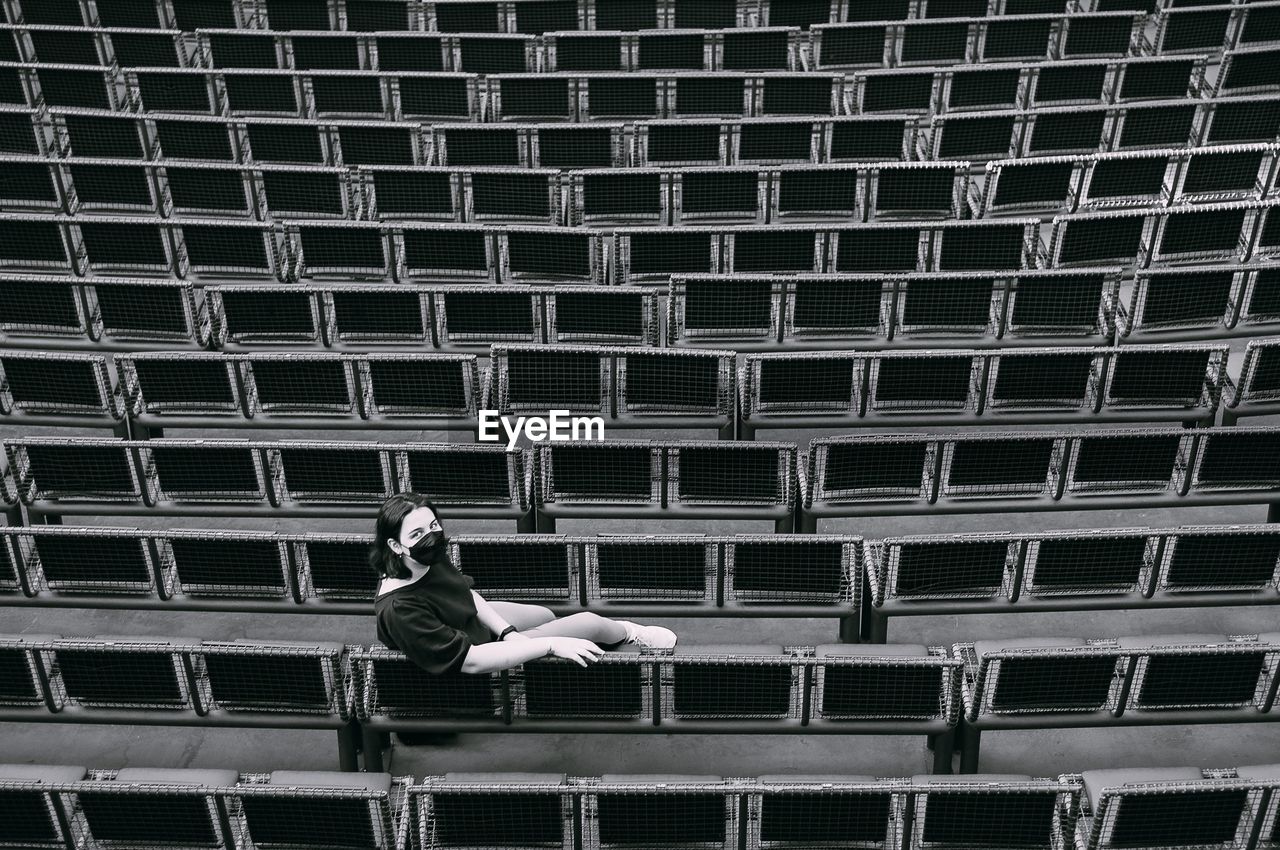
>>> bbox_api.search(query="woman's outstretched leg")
[522,612,676,648]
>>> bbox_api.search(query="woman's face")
[390,505,442,558]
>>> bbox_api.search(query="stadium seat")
[1225,336,1280,423]
[234,770,404,850]
[749,774,899,848]
[534,438,798,532]
[0,763,87,849]
[487,343,735,437]
[957,634,1280,773]
[72,767,239,850]
[906,774,1080,850]
[581,775,739,850]
[5,437,535,527]
[408,773,573,850]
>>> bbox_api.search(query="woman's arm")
[470,589,516,638]
[460,636,602,675]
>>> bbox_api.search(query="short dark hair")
[369,493,443,580]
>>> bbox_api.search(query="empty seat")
[0,352,118,420]
[723,535,856,603]
[979,156,1081,216]
[142,439,266,503]
[751,775,895,849]
[208,285,324,347]
[120,353,241,417]
[453,536,575,600]
[198,640,347,714]
[832,225,925,274]
[1192,428,1280,492]
[0,763,87,849]
[584,776,735,850]
[245,355,358,416]
[814,644,956,721]
[7,438,141,503]
[520,649,648,720]
[411,774,572,850]
[502,228,599,281]
[668,276,782,347]
[873,535,1018,601]
[0,634,57,707]
[586,536,713,601]
[50,637,195,710]
[291,222,390,280]
[963,637,1118,715]
[271,441,390,503]
[1050,211,1153,266]
[1150,203,1254,265]
[1118,634,1270,712]
[399,224,494,281]
[74,767,238,850]
[1025,532,1152,595]
[22,527,157,594]
[162,530,289,598]
[293,535,379,600]
[908,775,1075,850]
[433,285,540,349]
[547,286,659,347]
[666,646,798,720]
[617,228,717,283]
[1122,266,1242,338]
[235,771,400,850]
[1157,526,1280,592]
[1103,343,1225,411]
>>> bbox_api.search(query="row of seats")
[2,632,1277,773]
[4,145,1274,226]
[3,266,1276,353]
[4,7,1274,76]
[4,426,1279,531]
[2,340,1272,433]
[0,0,1220,35]
[12,95,1276,169]
[4,54,1263,122]
[14,763,1273,850]
[2,204,1277,283]
[1,523,1274,623]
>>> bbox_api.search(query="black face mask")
[405,530,447,564]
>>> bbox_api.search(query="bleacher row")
[2,630,1278,773]
[2,146,1279,225]
[5,762,1278,850]
[2,524,1277,643]
[5,339,1280,434]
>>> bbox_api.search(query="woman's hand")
[545,637,605,667]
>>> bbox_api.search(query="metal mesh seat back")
[835,227,921,273]
[435,2,501,33]
[1,356,103,410]
[829,118,909,161]
[893,540,1009,598]
[55,646,185,706]
[425,788,566,846]
[262,171,345,216]
[168,537,286,595]
[79,222,168,269]
[672,660,793,717]
[23,444,137,500]
[366,359,469,414]
[1247,268,1280,320]
[1030,536,1148,591]
[1088,157,1166,202]
[405,449,514,503]
[1116,104,1197,150]
[674,77,745,115]
[0,163,58,205]
[1138,271,1234,327]
[938,224,1027,272]
[151,445,261,499]
[873,355,972,407]
[507,230,591,278]
[628,231,714,277]
[252,360,352,412]
[791,279,882,333]
[165,167,247,214]
[985,18,1054,60]
[682,280,772,334]
[203,651,333,711]
[820,661,941,718]
[939,116,1019,161]
[676,445,781,503]
[132,359,236,410]
[596,792,727,847]
[622,353,722,412]
[522,660,645,717]
[154,121,233,161]
[0,646,41,704]
[919,790,1059,848]
[736,229,820,273]
[499,78,571,119]
[582,172,663,218]
[759,789,892,844]
[1159,208,1248,257]
[537,126,614,167]
[588,78,659,118]
[877,167,955,215]
[1246,346,1280,396]
[223,74,300,115]
[94,284,190,340]
[241,793,384,850]
[863,74,933,112]
[455,540,570,597]
[822,441,928,497]
[0,783,67,846]
[440,291,535,340]
[1164,532,1280,589]
[332,290,424,341]
[993,162,1075,208]
[756,356,855,409]
[991,353,1093,405]
[820,26,887,67]
[181,223,270,272]
[0,280,81,336]
[593,540,707,597]
[368,658,495,716]
[1183,150,1266,195]
[33,534,152,589]
[724,30,789,70]
[1008,275,1105,332]
[1026,111,1107,155]
[545,444,652,501]
[945,438,1055,494]
[1071,435,1181,489]
[899,278,993,331]
[277,447,385,501]
[1223,50,1280,92]
[298,227,384,272]
[301,540,377,599]
[1133,651,1265,708]
[683,171,757,215]
[471,172,550,219]
[505,350,602,409]
[989,654,1116,712]
[779,169,858,215]
[555,35,624,72]
[1105,790,1251,848]
[0,113,41,156]
[1196,432,1280,488]
[442,128,520,166]
[402,229,488,274]
[220,291,317,341]
[76,791,222,847]
[1108,351,1210,404]
[247,125,325,164]
[740,121,814,162]
[553,291,646,341]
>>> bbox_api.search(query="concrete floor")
[1,340,1278,780]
